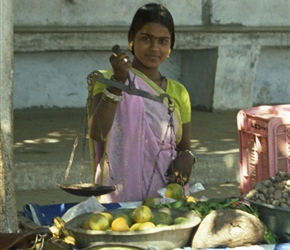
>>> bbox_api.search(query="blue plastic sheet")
[23,202,121,226]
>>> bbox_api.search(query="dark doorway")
[180,49,218,112]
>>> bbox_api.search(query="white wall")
[212,0,290,26]
[14,0,289,27]
[14,0,202,26]
[254,48,290,105]
[13,0,290,110]
[13,51,181,108]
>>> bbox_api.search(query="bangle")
[180,149,197,164]
[103,89,123,103]
[102,94,119,104]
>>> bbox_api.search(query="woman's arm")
[167,122,196,185]
[88,90,120,142]
[88,48,132,141]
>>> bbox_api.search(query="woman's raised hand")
[110,44,132,84]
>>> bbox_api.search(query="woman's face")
[132,22,171,70]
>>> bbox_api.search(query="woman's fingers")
[110,51,130,64]
[167,171,188,186]
[109,50,131,83]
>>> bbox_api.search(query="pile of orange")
[80,205,188,232]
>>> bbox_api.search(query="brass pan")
[58,183,116,197]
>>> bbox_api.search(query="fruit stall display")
[63,206,201,249]
[45,179,290,249]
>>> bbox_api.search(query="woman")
[88,3,195,203]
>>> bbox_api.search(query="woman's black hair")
[128,3,175,55]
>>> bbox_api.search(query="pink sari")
[93,68,182,203]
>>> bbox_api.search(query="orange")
[111,217,130,232]
[133,205,152,223]
[143,197,156,207]
[130,222,142,231]
[114,213,133,227]
[165,183,184,200]
[138,222,156,230]
[151,211,173,225]
[88,213,110,230]
[174,216,189,225]
[101,212,114,225]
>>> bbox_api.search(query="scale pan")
[58,183,116,197]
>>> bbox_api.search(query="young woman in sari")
[88,3,196,203]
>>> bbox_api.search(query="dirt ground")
[13,108,241,211]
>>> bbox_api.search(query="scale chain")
[145,100,177,199]
[105,152,118,190]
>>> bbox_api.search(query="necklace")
[152,72,166,87]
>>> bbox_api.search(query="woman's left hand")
[166,151,196,186]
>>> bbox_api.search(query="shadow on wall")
[253,48,290,106]
[181,49,218,112]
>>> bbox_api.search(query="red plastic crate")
[237,104,290,196]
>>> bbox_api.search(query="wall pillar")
[213,44,261,110]
[0,0,18,232]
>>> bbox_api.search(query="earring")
[129,41,134,51]
[167,49,171,58]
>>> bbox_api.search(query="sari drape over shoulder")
[89,68,183,203]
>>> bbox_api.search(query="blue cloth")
[23,202,78,226]
[23,202,121,226]
[274,243,290,250]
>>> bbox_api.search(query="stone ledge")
[14,25,290,33]
[14,25,290,52]
[13,153,240,191]
[190,154,240,185]
[13,162,92,191]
